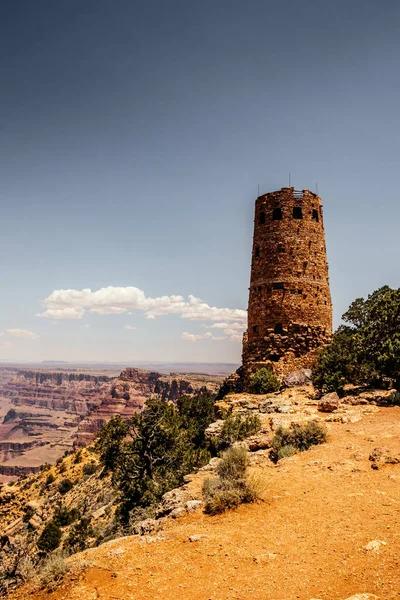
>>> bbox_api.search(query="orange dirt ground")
[11,406,400,600]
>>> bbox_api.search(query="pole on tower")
[289,172,291,187]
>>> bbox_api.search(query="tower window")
[293,206,303,219]
[274,323,283,334]
[255,246,260,257]
[259,211,266,224]
[273,282,284,290]
[312,209,319,222]
[252,325,259,334]
[257,285,262,292]
[269,353,280,362]
[298,289,303,294]
[272,207,283,220]
[278,243,285,253]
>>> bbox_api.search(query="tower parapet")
[242,187,332,380]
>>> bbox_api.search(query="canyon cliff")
[0,367,223,481]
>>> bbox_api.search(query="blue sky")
[0,0,399,362]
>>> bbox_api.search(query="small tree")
[37,522,62,553]
[97,396,214,521]
[249,368,280,394]
[64,517,93,553]
[313,286,400,393]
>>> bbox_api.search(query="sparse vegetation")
[203,446,257,515]
[249,368,280,394]
[37,522,62,553]
[45,473,55,487]
[97,393,216,521]
[53,503,80,527]
[64,517,93,553]
[82,460,98,477]
[38,551,70,590]
[58,478,74,495]
[313,286,400,393]
[215,412,261,450]
[271,420,327,461]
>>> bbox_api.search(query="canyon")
[0,366,224,482]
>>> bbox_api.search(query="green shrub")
[40,463,51,472]
[388,391,400,406]
[276,444,297,460]
[313,286,400,393]
[82,461,98,477]
[216,413,261,450]
[45,473,55,487]
[53,504,80,527]
[58,479,74,495]
[272,420,327,460]
[73,451,82,464]
[23,506,34,523]
[64,517,93,553]
[249,369,280,394]
[37,521,62,553]
[203,446,257,515]
[97,394,216,522]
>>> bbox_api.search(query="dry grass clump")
[272,420,327,461]
[203,446,258,515]
[39,551,70,590]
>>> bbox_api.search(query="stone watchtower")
[242,187,332,381]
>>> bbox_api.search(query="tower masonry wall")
[242,187,332,381]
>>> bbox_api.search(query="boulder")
[170,507,187,519]
[132,518,161,536]
[159,487,188,514]
[185,500,203,513]
[28,515,42,530]
[369,447,399,466]
[318,391,340,412]
[283,369,312,387]
[259,399,293,414]
[204,420,224,441]
[247,433,273,452]
[25,500,41,512]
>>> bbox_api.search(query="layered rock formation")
[74,368,222,446]
[0,367,223,479]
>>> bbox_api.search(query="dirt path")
[12,407,400,600]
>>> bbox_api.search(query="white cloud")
[124,325,137,331]
[181,331,227,343]
[0,332,3,337]
[37,286,247,326]
[7,328,40,340]
[202,321,246,342]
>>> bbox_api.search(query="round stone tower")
[242,187,332,381]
